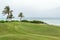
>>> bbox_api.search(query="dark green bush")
[11,20,19,22]
[0,20,5,23]
[21,20,29,22]
[21,20,46,24]
[0,20,19,23]
[5,20,9,22]
[30,20,46,24]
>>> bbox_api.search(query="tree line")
[1,6,47,24]
[2,6,24,21]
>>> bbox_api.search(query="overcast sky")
[0,0,60,18]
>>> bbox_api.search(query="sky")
[0,0,60,19]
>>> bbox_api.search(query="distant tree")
[18,12,24,21]
[2,6,10,15]
[2,6,14,21]
[7,10,14,21]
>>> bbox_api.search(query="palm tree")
[18,12,24,21]
[7,10,14,21]
[2,6,14,21]
[2,6,10,15]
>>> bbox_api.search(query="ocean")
[41,19,60,26]
[23,18,60,26]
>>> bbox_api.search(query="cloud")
[0,0,60,18]
[0,0,59,10]
[7,0,59,9]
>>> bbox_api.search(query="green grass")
[0,22,60,40]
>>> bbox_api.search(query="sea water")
[23,18,60,26]
[41,19,60,26]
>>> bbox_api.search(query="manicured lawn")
[0,22,60,40]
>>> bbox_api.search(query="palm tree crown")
[2,6,14,20]
[18,12,24,21]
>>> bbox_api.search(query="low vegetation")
[0,20,46,24]
[21,20,47,24]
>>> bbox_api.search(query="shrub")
[5,20,9,22]
[11,20,19,22]
[21,20,29,22]
[0,20,5,23]
[30,20,46,24]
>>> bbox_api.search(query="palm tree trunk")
[20,18,21,22]
[7,13,9,22]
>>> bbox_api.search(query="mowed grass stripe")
[0,22,60,40]
[0,34,59,40]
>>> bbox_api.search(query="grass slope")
[0,22,60,40]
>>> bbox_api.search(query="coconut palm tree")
[18,12,24,21]
[7,10,14,21]
[2,6,14,21]
[2,6,10,15]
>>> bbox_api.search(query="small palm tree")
[18,12,24,21]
